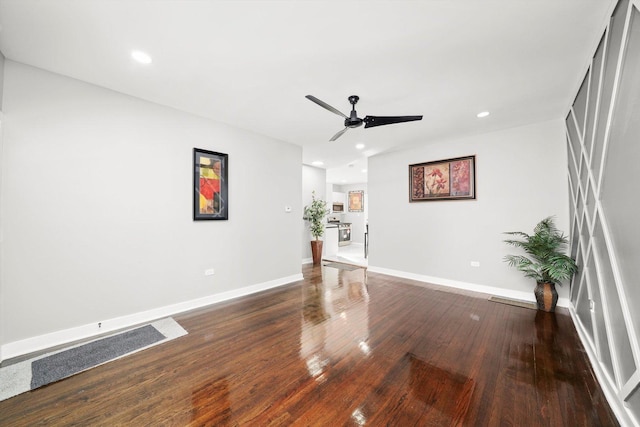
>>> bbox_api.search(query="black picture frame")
[409,155,476,202]
[193,148,228,220]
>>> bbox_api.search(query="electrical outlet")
[205,268,215,276]
[470,261,480,267]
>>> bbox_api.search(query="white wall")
[0,50,5,108]
[0,61,302,354]
[301,165,326,262]
[0,49,4,360]
[368,119,570,301]
[0,51,6,361]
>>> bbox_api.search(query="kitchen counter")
[324,226,339,257]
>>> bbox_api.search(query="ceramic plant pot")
[534,281,558,312]
[310,240,323,265]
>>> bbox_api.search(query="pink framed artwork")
[409,155,475,201]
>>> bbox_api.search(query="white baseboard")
[1,273,303,362]
[366,265,570,308]
[569,307,637,427]
[302,257,313,265]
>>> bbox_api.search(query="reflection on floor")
[323,262,361,271]
[0,264,619,425]
[323,242,367,268]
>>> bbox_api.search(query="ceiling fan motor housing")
[345,117,363,128]
[346,95,363,127]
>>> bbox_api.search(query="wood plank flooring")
[0,264,618,426]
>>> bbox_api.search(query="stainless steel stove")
[338,223,351,246]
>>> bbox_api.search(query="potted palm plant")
[303,191,329,265]
[503,216,578,312]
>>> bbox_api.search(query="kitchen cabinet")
[332,192,346,205]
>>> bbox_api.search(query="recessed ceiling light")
[131,50,152,64]
[355,143,365,150]
[311,161,324,166]
[361,169,367,173]
[341,180,347,183]
[477,111,490,118]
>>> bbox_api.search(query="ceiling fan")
[306,94,422,141]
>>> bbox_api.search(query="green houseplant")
[303,191,329,265]
[503,216,578,312]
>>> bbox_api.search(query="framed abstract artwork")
[193,148,228,220]
[348,190,364,212]
[409,155,475,202]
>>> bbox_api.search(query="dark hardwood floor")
[0,264,618,426]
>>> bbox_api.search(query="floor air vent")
[488,296,537,310]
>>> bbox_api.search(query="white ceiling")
[0,0,614,184]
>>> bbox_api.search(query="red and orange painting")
[198,157,221,214]
[194,148,228,220]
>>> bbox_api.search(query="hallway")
[323,242,368,268]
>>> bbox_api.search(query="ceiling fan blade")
[306,95,348,119]
[363,115,423,128]
[330,127,349,141]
